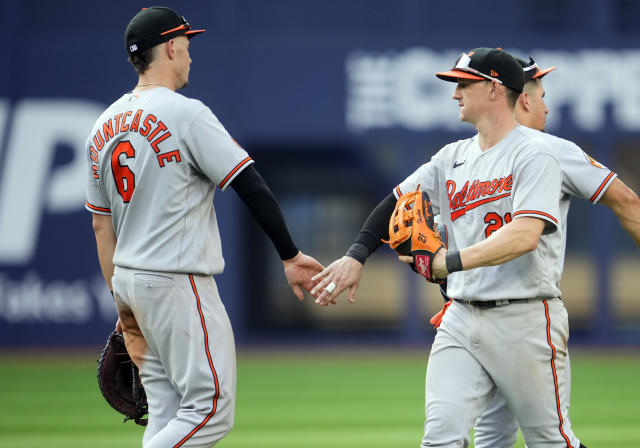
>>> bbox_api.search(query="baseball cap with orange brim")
[518,56,557,82]
[436,47,525,93]
[125,6,206,56]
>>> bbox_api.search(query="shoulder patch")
[582,151,605,169]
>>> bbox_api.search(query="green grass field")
[0,348,637,447]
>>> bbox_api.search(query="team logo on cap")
[490,70,499,77]
[129,44,138,52]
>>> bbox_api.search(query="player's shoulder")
[511,125,557,158]
[156,89,208,113]
[521,129,586,164]
[438,134,478,158]
[537,131,579,156]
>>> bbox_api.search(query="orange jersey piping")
[173,275,221,447]
[219,157,252,189]
[543,300,575,448]
[85,201,111,213]
[589,172,615,203]
[513,210,558,224]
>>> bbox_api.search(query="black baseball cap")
[436,47,525,93]
[125,6,205,56]
[518,57,556,82]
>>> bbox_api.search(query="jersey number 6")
[484,212,512,238]
[111,141,136,203]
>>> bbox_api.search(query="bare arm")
[428,217,546,277]
[598,178,640,247]
[460,217,545,268]
[92,213,117,292]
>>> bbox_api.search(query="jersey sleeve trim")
[85,201,111,214]
[513,209,558,224]
[589,171,617,204]
[394,186,402,198]
[219,157,254,190]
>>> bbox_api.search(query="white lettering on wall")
[0,272,116,323]
[0,99,103,264]
[346,48,640,133]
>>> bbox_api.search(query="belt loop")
[496,299,510,307]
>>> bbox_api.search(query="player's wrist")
[345,242,369,265]
[281,250,302,264]
[445,250,463,273]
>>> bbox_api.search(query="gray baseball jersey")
[396,125,562,301]
[85,87,253,275]
[551,133,617,273]
[472,134,616,448]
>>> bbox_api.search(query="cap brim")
[436,70,485,82]
[185,29,206,38]
[532,66,556,79]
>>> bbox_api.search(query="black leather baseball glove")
[97,331,148,426]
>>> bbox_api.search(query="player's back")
[86,87,226,275]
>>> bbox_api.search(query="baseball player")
[86,7,323,447]
[471,57,640,448]
[312,48,583,447]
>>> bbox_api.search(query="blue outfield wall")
[1,0,640,346]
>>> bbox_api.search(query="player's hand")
[311,256,363,306]
[398,249,449,280]
[282,251,325,301]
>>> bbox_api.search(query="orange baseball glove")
[383,189,444,282]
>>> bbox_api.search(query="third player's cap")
[517,56,557,82]
[436,47,525,93]
[125,6,206,56]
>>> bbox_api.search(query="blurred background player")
[471,57,640,448]
[86,7,323,447]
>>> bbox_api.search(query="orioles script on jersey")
[89,109,182,179]
[447,175,513,221]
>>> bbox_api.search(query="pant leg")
[112,278,182,443]
[474,309,576,448]
[475,298,580,448]
[422,300,496,448]
[114,268,236,448]
[140,354,182,445]
[473,390,519,448]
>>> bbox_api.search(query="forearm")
[92,214,117,291]
[345,193,396,264]
[618,218,640,247]
[231,165,298,260]
[459,217,545,270]
[600,178,640,247]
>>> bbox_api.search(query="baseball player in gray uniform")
[86,7,323,447]
[312,48,583,447]
[471,57,640,448]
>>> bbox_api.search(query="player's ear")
[488,80,500,99]
[519,91,531,113]
[164,39,176,60]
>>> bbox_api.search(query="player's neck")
[475,113,518,151]
[133,69,176,92]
